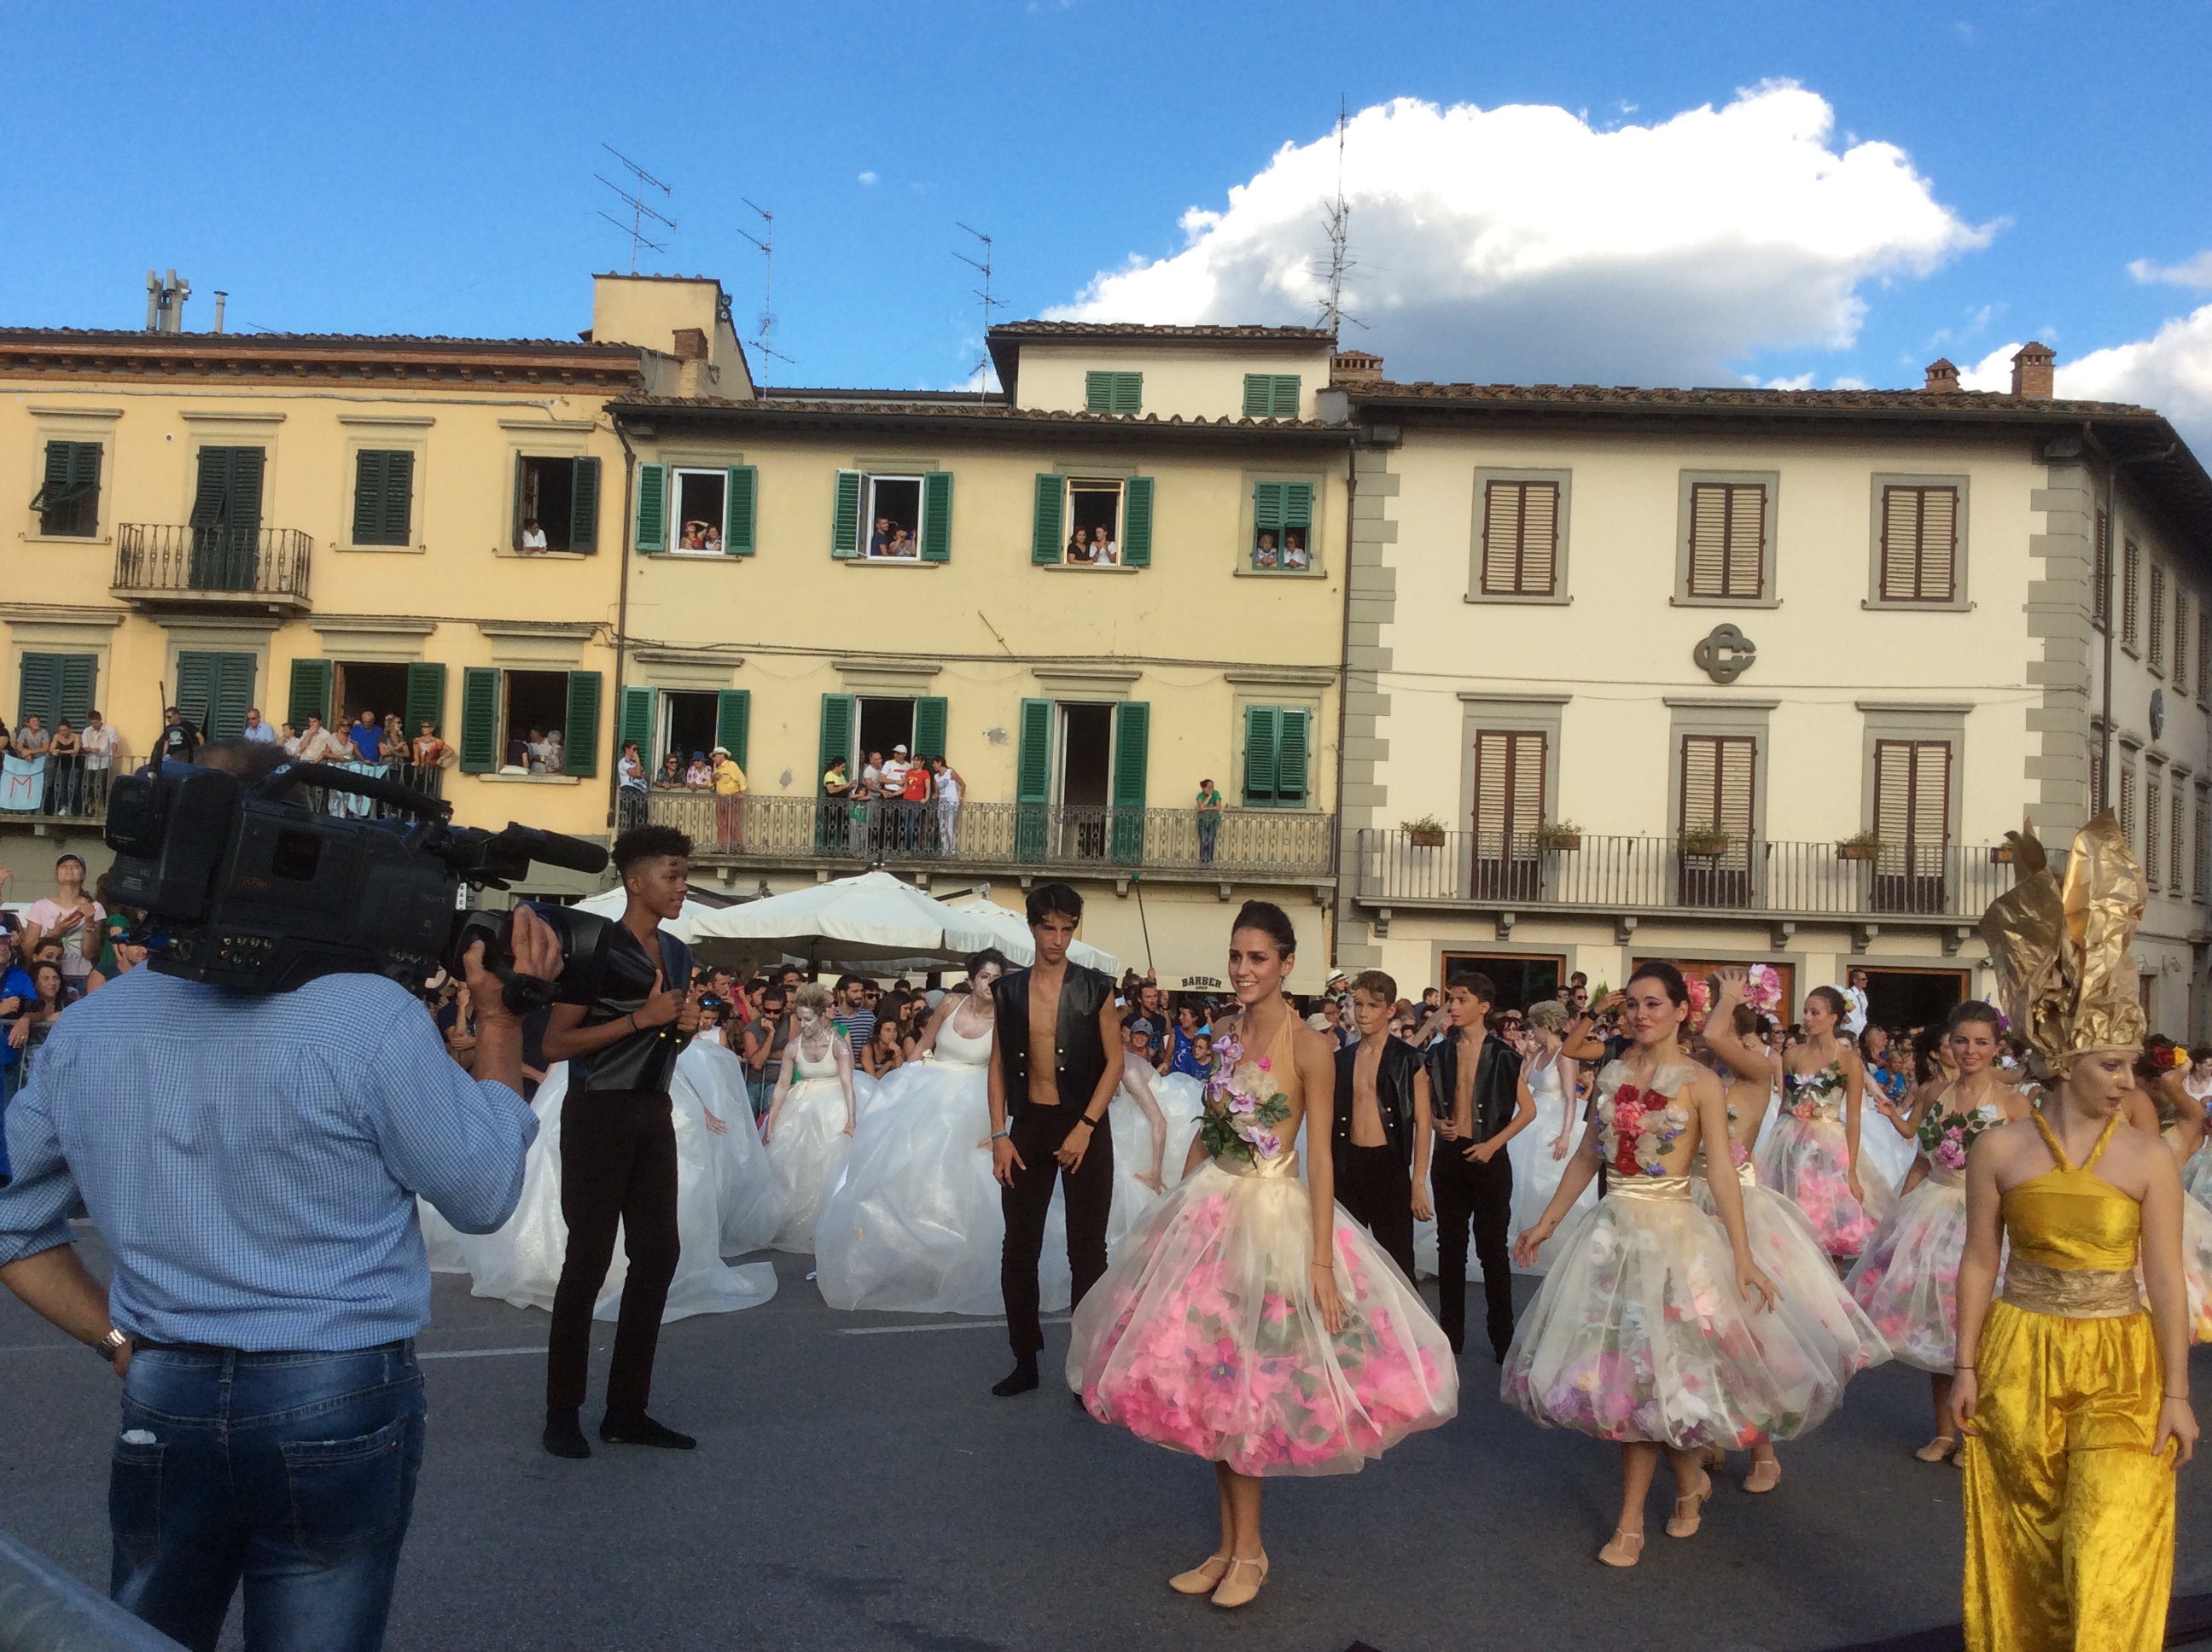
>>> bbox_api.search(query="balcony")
[1353,829,2017,946]
[643,794,1336,885]
[114,523,312,613]
[0,754,109,829]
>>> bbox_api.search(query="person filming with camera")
[0,734,557,1652]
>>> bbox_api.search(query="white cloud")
[858,171,878,186]
[1052,83,1988,386]
[1957,318,2212,456]
[2128,250,2212,290]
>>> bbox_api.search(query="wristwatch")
[93,1328,131,1364]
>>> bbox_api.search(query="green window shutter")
[912,696,947,761]
[17,654,58,727]
[1243,706,1278,806]
[1016,697,1052,861]
[570,457,600,553]
[831,469,862,559]
[921,470,953,562]
[715,689,751,770]
[511,454,527,549]
[188,448,227,528]
[211,653,254,740]
[562,671,602,777]
[818,693,854,775]
[1284,481,1313,528]
[1243,374,1272,417]
[1121,477,1154,567]
[1086,371,1113,413]
[173,654,215,740]
[352,451,399,544]
[33,441,100,537]
[286,658,332,730]
[1275,709,1310,806]
[404,661,446,737]
[56,655,95,729]
[459,667,501,772]
[1032,473,1064,564]
[1271,375,1301,418]
[381,449,415,544]
[1253,481,1284,531]
[725,464,757,555]
[621,684,655,757]
[635,462,667,553]
[1113,372,1142,415]
[1111,700,1150,863]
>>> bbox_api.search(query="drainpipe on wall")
[609,418,637,835]
[1330,433,1357,969]
[2081,422,2176,814]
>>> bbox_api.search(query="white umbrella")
[677,870,1000,971]
[573,886,727,929]
[943,898,1121,978]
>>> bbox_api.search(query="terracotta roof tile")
[988,321,1334,342]
[1353,379,2151,416]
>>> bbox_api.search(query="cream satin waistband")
[2002,1259,2141,1319]
[1610,1173,1694,1204]
[1213,1149,1301,1181]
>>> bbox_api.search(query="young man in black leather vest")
[1330,969,1433,1283]
[1423,969,1536,1360]
[986,882,1121,1396]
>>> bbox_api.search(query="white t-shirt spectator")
[80,722,119,770]
[26,897,104,982]
[881,759,911,797]
[521,526,548,551]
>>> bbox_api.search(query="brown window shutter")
[1480,483,1520,595]
[1472,729,1545,854]
[1917,486,1957,602]
[1519,482,1558,595]
[2123,541,2140,649]
[2148,776,2163,880]
[1873,739,1950,877]
[1688,484,1728,596]
[2093,510,2110,625]
[2150,567,2168,672]
[1481,480,1557,596]
[2171,788,2186,892]
[1681,734,1755,865]
[2120,765,2138,848]
[2177,596,2191,697]
[2196,788,2209,901]
[1881,486,1957,602]
[2200,611,2210,702]
[1687,483,1763,599]
[2091,752,2104,815]
[1726,485,1765,597]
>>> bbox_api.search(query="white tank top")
[933,1017,992,1067]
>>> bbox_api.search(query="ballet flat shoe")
[1743,1458,1782,1494]
[1666,1470,1713,1539]
[1913,1435,1958,1464]
[1168,1554,1231,1596]
[1698,1442,1728,1473]
[1210,1553,1268,1608]
[1597,1530,1644,1568]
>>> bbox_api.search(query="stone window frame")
[1673,468,1782,610]
[1465,467,1573,608]
[1864,470,1972,614]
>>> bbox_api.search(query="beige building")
[609,320,1350,986]
[1327,347,2212,1034]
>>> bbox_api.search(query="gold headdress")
[1977,811,2146,1068]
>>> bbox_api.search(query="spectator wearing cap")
[22,853,104,999]
[711,744,746,848]
[684,752,713,790]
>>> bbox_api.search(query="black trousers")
[1336,1144,1417,1283]
[1001,1106,1115,1357]
[1431,1140,1515,1357]
[548,1089,679,1416]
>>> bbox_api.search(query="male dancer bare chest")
[1027,965,1064,1108]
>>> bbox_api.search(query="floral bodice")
[1784,1062,1847,1123]
[1596,1061,1700,1178]
[1916,1085,2006,1171]
[1196,1018,1297,1166]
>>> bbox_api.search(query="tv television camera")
[103,758,611,1003]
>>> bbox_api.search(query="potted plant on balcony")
[1836,828,1886,863]
[1535,819,1584,852]
[1679,823,1732,859]
[1403,813,1448,849]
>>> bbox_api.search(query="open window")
[1028,474,1152,567]
[865,475,923,561]
[513,455,601,553]
[672,468,727,555]
[830,469,952,561]
[1249,481,1313,572]
[459,666,601,777]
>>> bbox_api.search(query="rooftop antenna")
[735,198,795,383]
[596,143,675,275]
[1315,98,1365,342]
[953,221,1005,397]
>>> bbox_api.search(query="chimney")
[1924,358,1959,393]
[212,291,227,334]
[671,327,711,398]
[1330,349,1383,386]
[2011,341,2056,399]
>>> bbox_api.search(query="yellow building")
[0,276,760,904]
[610,317,1350,986]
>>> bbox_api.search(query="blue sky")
[4,1,2209,416]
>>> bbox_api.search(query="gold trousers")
[1961,1300,2174,1652]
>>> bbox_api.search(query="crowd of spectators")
[0,853,149,1112]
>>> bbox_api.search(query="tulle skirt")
[1069,1156,1458,1476]
[1507,1097,1597,1273]
[1105,1073,1208,1258]
[689,1042,789,1256]
[1696,1174,1889,1378]
[2186,1147,2212,1207]
[457,1058,777,1321]
[2181,1191,2212,1344]
[765,1072,876,1254]
[1855,1111,1919,1197]
[1755,1114,1895,1256]
[1844,1171,1966,1373]
[812,1059,1068,1316]
[1502,1185,1861,1447]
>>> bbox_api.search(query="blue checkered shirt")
[0,967,537,1351]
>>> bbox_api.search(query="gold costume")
[1966,815,2174,1652]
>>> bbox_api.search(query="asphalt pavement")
[4,1229,2208,1652]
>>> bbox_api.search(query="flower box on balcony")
[1535,822,1583,852]
[1835,842,1880,862]
[1679,832,1731,859]
[1407,827,1446,848]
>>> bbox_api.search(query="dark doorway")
[1441,951,1563,1015]
[1860,967,1967,1033]
[1059,702,1113,858]
[517,457,576,551]
[857,698,916,771]
[662,689,719,771]
[334,662,407,733]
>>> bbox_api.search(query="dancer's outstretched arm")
[1411,1067,1435,1222]
[1121,1058,1167,1191]
[835,1037,859,1135]
[1842,1050,1869,1206]
[1296,1022,1347,1335]
[1701,969,1778,1090]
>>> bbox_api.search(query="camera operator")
[538,823,703,1460]
[0,738,557,1652]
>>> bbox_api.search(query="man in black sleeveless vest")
[1329,969,1432,1283]
[986,882,1121,1397]
[1424,969,1536,1360]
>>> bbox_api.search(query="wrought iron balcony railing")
[642,792,1336,879]
[114,523,312,605]
[1353,829,2016,921]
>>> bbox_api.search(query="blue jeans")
[109,1341,425,1652]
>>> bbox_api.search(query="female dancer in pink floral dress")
[1506,963,1860,1568]
[1756,986,1894,1258]
[1068,901,1456,1608]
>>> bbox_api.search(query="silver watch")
[94,1328,131,1363]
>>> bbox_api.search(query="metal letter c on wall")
[1692,624,1757,685]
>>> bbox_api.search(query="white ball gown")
[455,1044,779,1321]
[812,1015,1067,1314]
[1854,1077,1919,1195]
[1755,1062,1896,1257]
[1104,1060,1207,1258]
[764,1036,877,1254]
[1505,1050,1596,1273]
